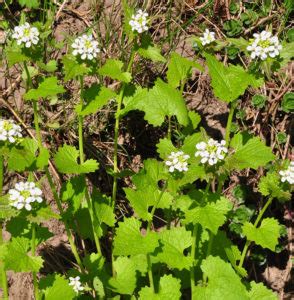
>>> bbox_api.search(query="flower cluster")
[0,119,22,143]
[279,162,294,185]
[200,29,216,46]
[165,151,190,173]
[72,34,100,60]
[9,182,43,211]
[129,10,149,33]
[195,139,228,166]
[12,22,39,48]
[247,31,282,60]
[69,276,84,293]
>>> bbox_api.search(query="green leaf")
[227,137,275,170]
[139,274,181,300]
[37,60,58,72]
[39,274,76,300]
[280,42,294,67]
[249,282,278,300]
[54,144,99,174]
[24,77,65,101]
[185,197,232,234]
[204,53,263,102]
[18,0,40,8]
[61,175,86,214]
[92,190,116,232]
[167,52,203,88]
[98,59,131,83]
[62,55,90,81]
[76,84,116,116]
[155,227,193,270]
[108,257,136,295]
[193,256,248,300]
[242,218,281,251]
[3,237,43,272]
[0,195,18,220]
[281,92,294,113]
[258,172,291,202]
[122,79,189,126]
[7,138,49,172]
[156,138,177,160]
[113,217,159,256]
[5,48,29,67]
[26,206,60,224]
[138,44,166,63]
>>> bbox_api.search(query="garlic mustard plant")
[8,182,43,211]
[72,34,100,60]
[12,22,39,48]
[279,161,294,184]
[165,151,190,172]
[69,276,84,293]
[0,119,22,143]
[199,29,216,46]
[195,139,228,165]
[129,9,149,33]
[247,31,282,60]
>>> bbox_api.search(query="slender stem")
[31,223,39,300]
[225,101,237,145]
[147,183,167,233]
[23,61,32,87]
[190,223,199,297]
[111,47,136,208]
[78,76,84,164]
[0,155,3,195]
[33,101,42,148]
[0,225,8,299]
[45,168,85,272]
[78,76,101,254]
[238,197,273,268]
[167,116,172,140]
[0,156,8,299]
[85,189,102,254]
[146,183,167,292]
[203,231,214,283]
[147,253,155,292]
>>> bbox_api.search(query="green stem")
[78,76,101,254]
[23,61,32,87]
[45,168,85,272]
[146,183,167,292]
[111,47,136,208]
[31,223,39,300]
[238,197,273,268]
[203,231,214,283]
[85,190,102,254]
[147,183,167,233]
[167,116,172,140]
[0,156,8,299]
[147,254,155,292]
[78,76,85,164]
[225,101,237,145]
[190,223,199,298]
[33,101,42,149]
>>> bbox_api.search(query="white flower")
[199,29,216,46]
[8,182,43,211]
[0,119,22,143]
[12,22,39,48]
[129,9,149,33]
[69,276,84,293]
[279,161,294,185]
[195,139,228,166]
[165,151,190,173]
[72,34,100,60]
[247,31,282,60]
